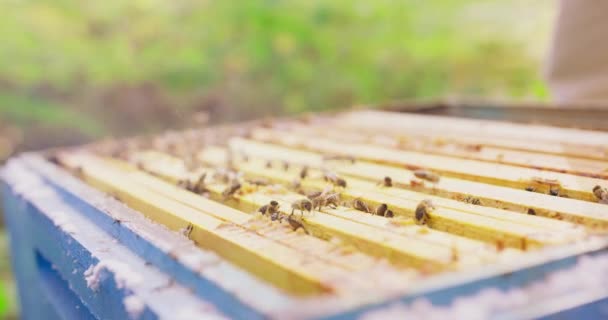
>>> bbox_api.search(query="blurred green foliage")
[0,0,554,146]
[0,3,554,317]
[0,229,11,319]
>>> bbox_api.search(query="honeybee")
[410,179,425,188]
[495,239,505,252]
[291,198,313,216]
[385,210,394,218]
[352,198,372,213]
[527,208,536,215]
[323,170,347,188]
[265,160,273,169]
[415,199,434,225]
[192,173,208,194]
[593,185,608,204]
[413,169,440,183]
[222,181,242,200]
[306,190,323,200]
[307,190,324,209]
[258,200,280,215]
[287,214,309,234]
[299,166,309,179]
[322,192,340,209]
[270,211,283,222]
[463,144,482,152]
[549,187,560,196]
[374,203,388,216]
[463,196,481,205]
[177,179,193,190]
[525,186,536,192]
[378,176,392,187]
[181,223,194,239]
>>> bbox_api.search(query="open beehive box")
[3,109,608,319]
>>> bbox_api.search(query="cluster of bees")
[172,149,440,233]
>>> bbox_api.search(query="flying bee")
[413,169,440,183]
[323,170,347,188]
[282,161,290,171]
[291,198,313,216]
[258,200,280,215]
[299,166,309,179]
[222,181,242,200]
[287,214,309,234]
[374,203,388,216]
[352,198,372,213]
[415,199,434,225]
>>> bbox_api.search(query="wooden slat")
[57,152,370,295]
[335,111,608,161]
[235,134,606,202]
[222,139,608,229]
[337,162,608,229]
[265,125,608,179]
[340,110,608,152]
[199,147,583,249]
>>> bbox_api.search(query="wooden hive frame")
[17,109,608,318]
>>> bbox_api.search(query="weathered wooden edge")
[1,161,227,319]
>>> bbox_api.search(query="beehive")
[3,109,608,319]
